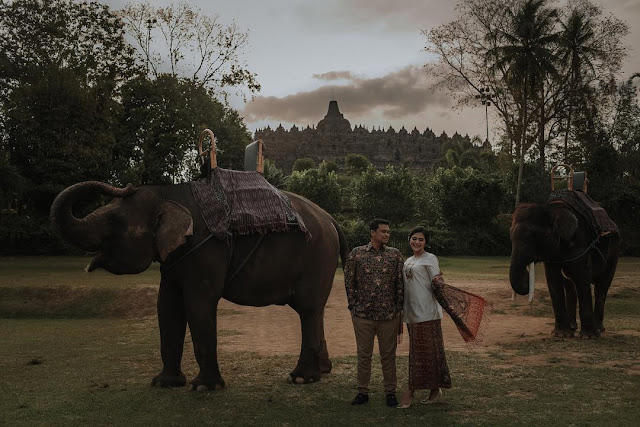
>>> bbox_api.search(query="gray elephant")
[509,196,619,339]
[50,180,347,390]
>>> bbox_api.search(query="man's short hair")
[369,218,390,231]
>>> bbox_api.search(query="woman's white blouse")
[402,252,443,323]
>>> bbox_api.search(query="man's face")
[370,224,390,246]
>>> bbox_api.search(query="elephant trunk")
[50,181,136,251]
[509,258,533,296]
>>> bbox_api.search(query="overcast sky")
[100,0,639,140]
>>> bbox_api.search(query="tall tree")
[116,74,251,185]
[0,0,138,213]
[425,0,521,159]
[424,0,628,207]
[0,0,137,97]
[557,0,628,162]
[120,1,260,101]
[488,0,558,206]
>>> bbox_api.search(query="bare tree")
[425,0,518,155]
[120,1,260,101]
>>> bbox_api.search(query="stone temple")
[254,99,467,173]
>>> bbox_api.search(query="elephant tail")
[331,218,349,269]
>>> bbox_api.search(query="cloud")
[312,71,357,81]
[289,0,457,34]
[242,65,453,126]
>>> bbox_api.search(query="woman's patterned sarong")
[408,320,452,390]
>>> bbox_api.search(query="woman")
[398,226,450,408]
[398,226,491,408]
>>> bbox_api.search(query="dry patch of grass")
[0,286,158,318]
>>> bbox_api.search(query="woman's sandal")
[397,391,414,409]
[420,388,442,404]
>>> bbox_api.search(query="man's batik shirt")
[344,243,404,320]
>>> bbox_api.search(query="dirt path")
[217,279,552,357]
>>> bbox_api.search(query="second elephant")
[510,199,619,338]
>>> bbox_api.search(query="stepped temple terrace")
[254,100,480,173]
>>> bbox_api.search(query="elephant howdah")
[548,190,619,237]
[190,168,311,241]
[509,193,620,339]
[50,177,348,390]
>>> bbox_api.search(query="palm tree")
[489,0,558,206]
[558,9,600,162]
[437,137,481,169]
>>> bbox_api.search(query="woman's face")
[409,232,426,253]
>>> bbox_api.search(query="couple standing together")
[344,218,489,409]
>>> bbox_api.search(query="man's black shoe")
[386,393,398,407]
[351,393,369,405]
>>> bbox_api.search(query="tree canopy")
[424,0,629,205]
[120,1,260,101]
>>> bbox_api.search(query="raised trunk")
[50,181,136,251]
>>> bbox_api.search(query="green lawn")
[1,256,639,426]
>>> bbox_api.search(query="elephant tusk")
[527,262,535,303]
[511,290,516,301]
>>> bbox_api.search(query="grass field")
[1,256,639,426]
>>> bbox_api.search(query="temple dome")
[317,100,351,133]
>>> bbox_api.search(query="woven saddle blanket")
[548,190,619,238]
[190,168,311,241]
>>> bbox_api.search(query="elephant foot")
[551,329,575,338]
[188,375,225,391]
[319,340,332,374]
[287,370,320,384]
[570,322,578,332]
[319,358,332,374]
[578,329,600,339]
[288,361,321,384]
[151,370,187,388]
[288,347,321,384]
[596,322,606,333]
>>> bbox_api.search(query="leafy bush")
[322,160,339,174]
[286,164,341,214]
[425,166,504,230]
[338,219,370,252]
[0,211,76,255]
[263,159,286,188]
[351,166,416,224]
[502,162,551,208]
[292,158,316,172]
[345,153,370,174]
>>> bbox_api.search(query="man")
[344,218,404,407]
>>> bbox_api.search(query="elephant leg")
[593,287,607,333]
[594,255,617,333]
[544,264,574,337]
[570,268,599,339]
[562,274,578,331]
[288,307,324,384]
[184,280,225,391]
[152,278,187,387]
[318,311,332,374]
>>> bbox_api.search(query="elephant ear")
[552,207,578,241]
[155,200,193,262]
